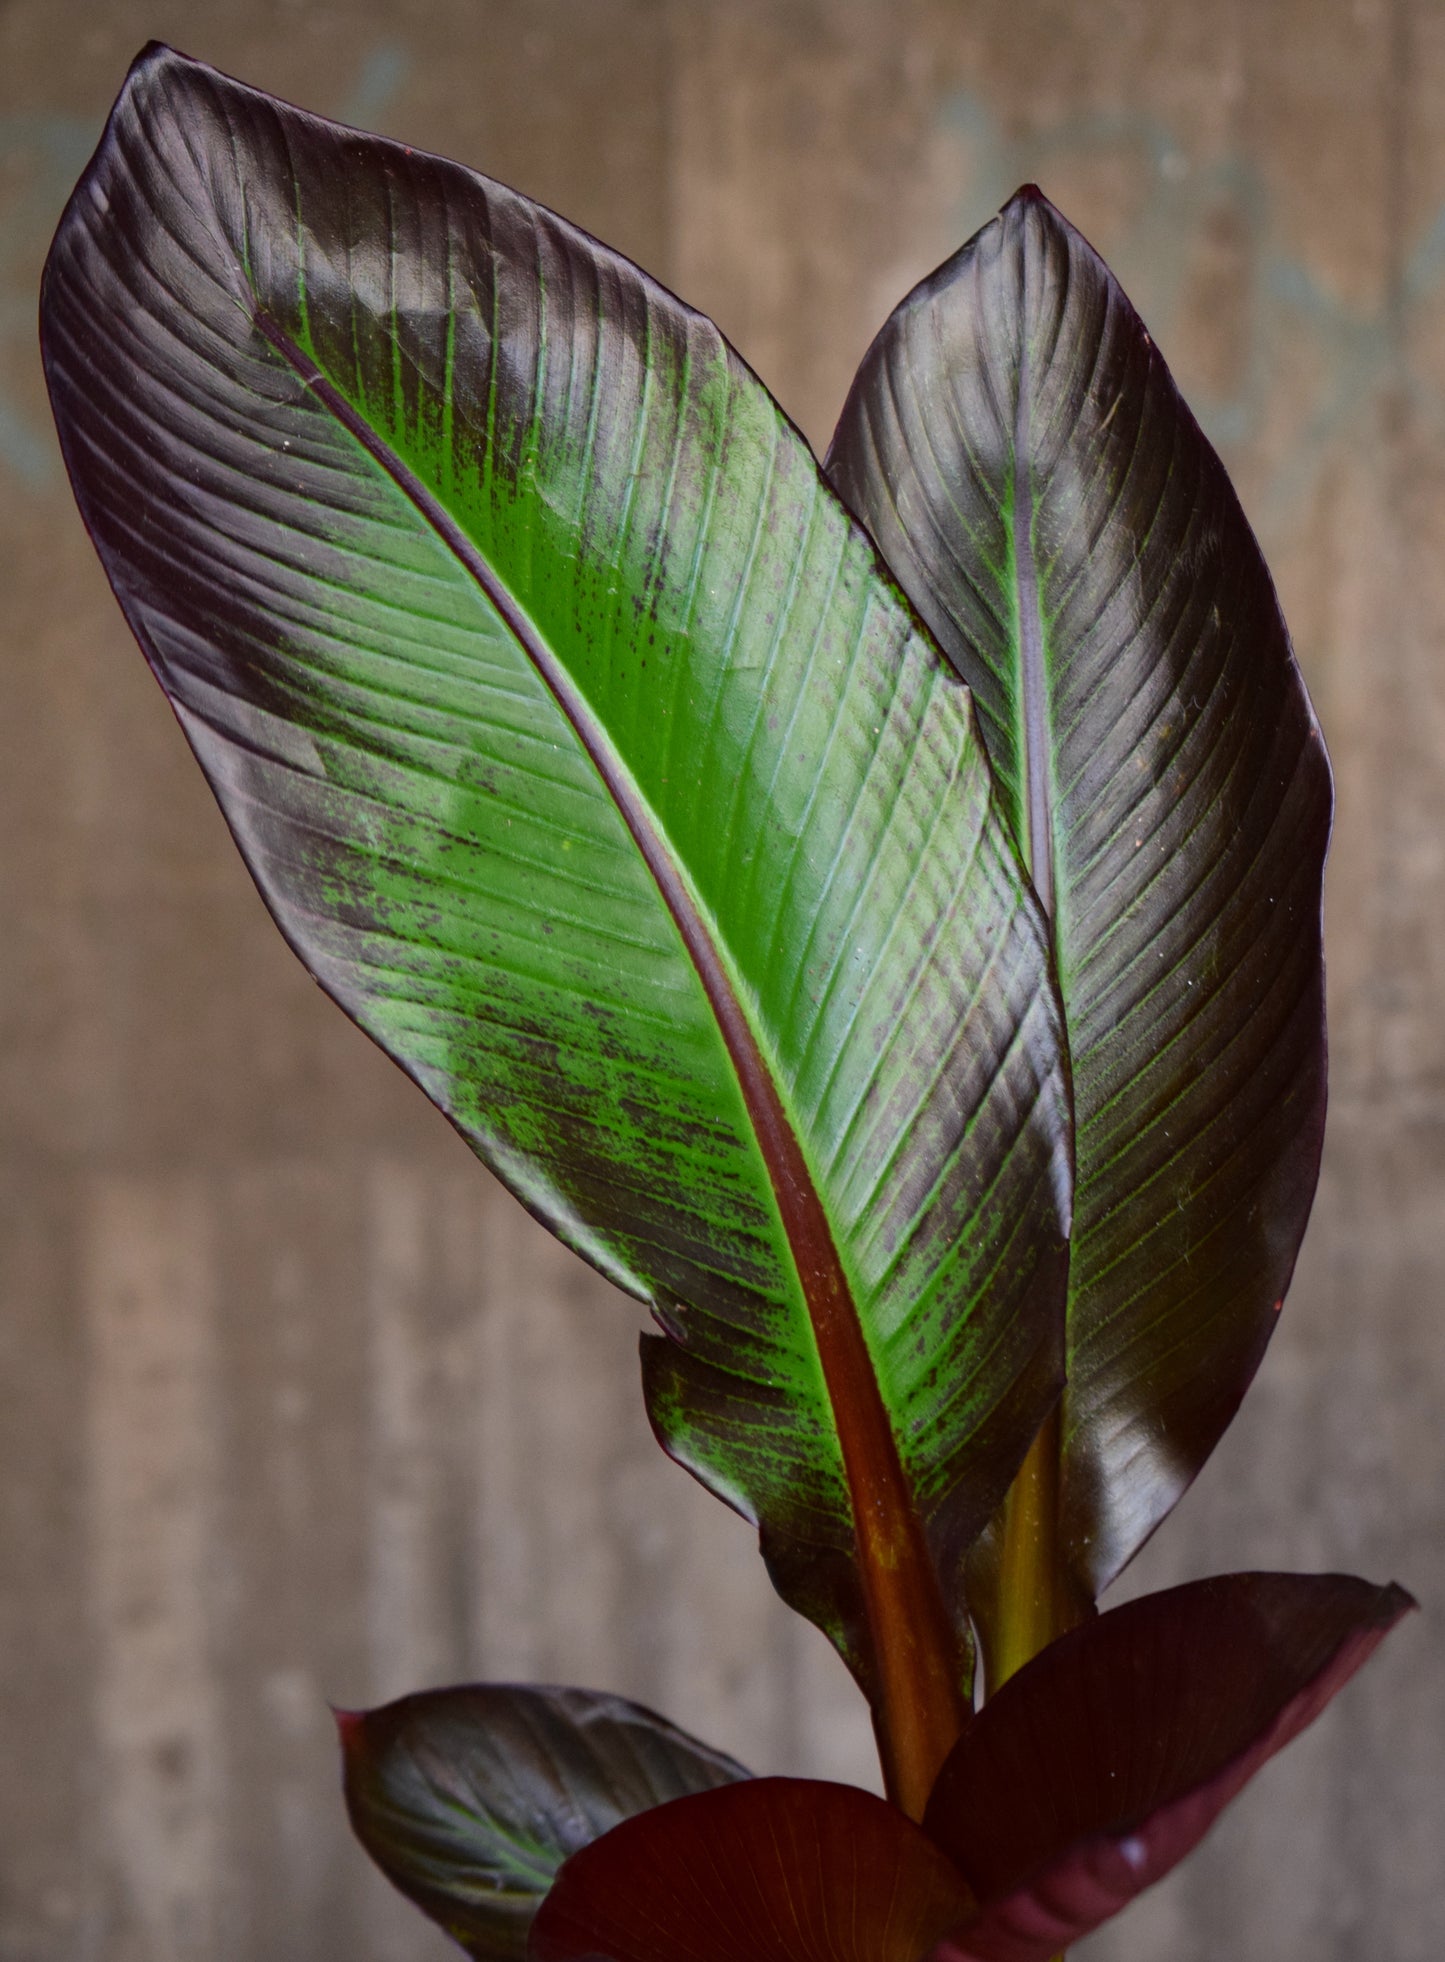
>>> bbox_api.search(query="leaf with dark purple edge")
[826,187,1332,1639]
[41,46,1074,1803]
[338,1684,750,1960]
[918,1572,1415,1962]
[529,1777,977,1962]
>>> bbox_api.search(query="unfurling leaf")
[827,188,1332,1642]
[42,45,1073,1804]
[339,1684,747,1959]
[529,1777,975,1962]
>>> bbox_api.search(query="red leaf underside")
[529,1778,976,1962]
[924,1571,1415,1959]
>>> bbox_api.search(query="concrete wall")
[1,2,1440,1957]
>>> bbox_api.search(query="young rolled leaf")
[528,1777,976,1962]
[338,1684,748,1960]
[826,188,1332,1638]
[922,1571,1415,1961]
[42,47,1073,1806]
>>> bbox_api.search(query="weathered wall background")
[1,1,1441,1957]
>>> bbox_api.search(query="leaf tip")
[123,39,201,92]
[1376,1580,1419,1625]
[1001,181,1061,224]
[331,1704,367,1757]
[997,180,1072,248]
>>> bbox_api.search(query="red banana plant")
[40,45,1415,1961]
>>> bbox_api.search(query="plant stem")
[990,1401,1075,1690]
[864,1540,971,1821]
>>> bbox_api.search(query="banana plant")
[40,43,1414,1962]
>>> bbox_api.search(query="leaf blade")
[922,1572,1415,1960]
[528,1778,976,1962]
[826,187,1331,1607]
[42,48,1072,1778]
[339,1684,750,1961]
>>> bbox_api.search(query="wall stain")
[0,41,411,488]
[0,111,93,485]
[939,88,1442,527]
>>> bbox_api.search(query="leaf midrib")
[1011,253,1054,922]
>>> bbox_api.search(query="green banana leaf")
[826,188,1331,1631]
[41,47,1072,1787]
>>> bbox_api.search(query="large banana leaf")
[826,189,1331,1620]
[42,48,1072,1802]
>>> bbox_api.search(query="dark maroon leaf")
[826,187,1332,1633]
[340,1684,748,1959]
[528,1778,976,1962]
[921,1572,1415,1960]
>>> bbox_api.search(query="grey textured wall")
[2,2,1441,1958]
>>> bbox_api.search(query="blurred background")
[2,1,1442,1957]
